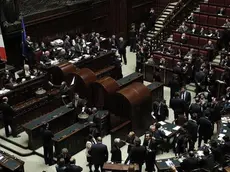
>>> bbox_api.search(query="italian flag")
[0,27,7,61]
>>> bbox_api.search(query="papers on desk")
[218,133,225,141]
[172,126,181,131]
[83,54,90,59]
[86,42,91,45]
[0,88,10,95]
[69,58,80,64]
[197,150,204,157]
[0,154,4,160]
[51,60,59,65]
[163,130,172,136]
[159,121,166,125]
[31,75,35,79]
[165,159,174,167]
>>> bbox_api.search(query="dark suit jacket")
[42,129,54,147]
[65,164,83,172]
[89,143,108,164]
[189,103,202,118]
[129,145,146,165]
[180,37,188,44]
[198,117,213,138]
[0,103,15,122]
[170,98,186,115]
[111,145,122,163]
[118,41,127,54]
[181,157,199,171]
[200,155,215,170]
[184,120,198,141]
[180,91,191,106]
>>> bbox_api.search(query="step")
[155,23,163,27]
[147,34,154,38]
[158,18,165,21]
[163,11,170,15]
[162,15,167,18]
[186,85,196,92]
[213,59,220,64]
[165,9,173,12]
[170,2,178,5]
[189,82,195,87]
[168,5,175,9]
[155,27,161,31]
[156,21,164,24]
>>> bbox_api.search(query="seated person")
[222,19,230,28]
[203,40,214,50]
[40,51,51,64]
[65,158,83,172]
[177,22,188,33]
[187,12,196,22]
[205,30,213,37]
[167,35,173,42]
[213,29,221,38]
[166,46,175,55]
[199,148,215,171]
[180,151,199,172]
[184,48,195,60]
[180,33,188,44]
[84,46,91,55]
[55,158,66,172]
[189,24,199,34]
[217,7,225,16]
[159,58,166,68]
[199,27,206,36]
[151,123,165,141]
[91,42,100,54]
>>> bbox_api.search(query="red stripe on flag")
[0,47,7,61]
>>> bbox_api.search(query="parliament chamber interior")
[0,0,230,171]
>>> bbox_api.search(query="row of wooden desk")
[0,150,24,172]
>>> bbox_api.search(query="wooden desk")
[0,150,24,172]
[156,158,181,172]
[53,123,89,156]
[103,163,139,171]
[23,104,75,150]
[10,89,62,135]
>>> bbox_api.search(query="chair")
[200,4,208,13]
[199,50,208,57]
[189,36,199,46]
[200,15,208,24]
[153,54,162,65]
[194,14,200,22]
[165,57,173,68]
[199,38,208,46]
[173,33,181,42]
[208,16,217,26]
[217,17,226,26]
[226,7,230,16]
[180,46,189,54]
[208,6,217,14]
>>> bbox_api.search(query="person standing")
[180,86,191,119]
[89,137,108,172]
[41,123,54,165]
[111,138,122,163]
[143,132,156,172]
[170,92,186,120]
[118,37,127,65]
[129,138,146,172]
[129,24,136,52]
[0,97,18,137]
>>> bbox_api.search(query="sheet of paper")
[173,126,180,131]
[165,160,174,167]
[197,150,204,156]
[86,42,91,45]
[159,121,166,125]
[219,133,225,138]
[223,130,227,133]
[0,155,4,160]
[69,60,75,64]
[163,130,172,136]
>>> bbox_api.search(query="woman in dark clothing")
[111,138,122,163]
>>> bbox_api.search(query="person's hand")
[170,165,177,172]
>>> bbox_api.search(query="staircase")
[146,1,180,40]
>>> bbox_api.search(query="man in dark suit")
[0,97,18,137]
[200,149,215,171]
[156,100,169,121]
[41,123,54,165]
[189,24,199,35]
[129,138,146,172]
[40,51,51,64]
[143,132,156,172]
[65,158,83,172]
[180,86,191,119]
[170,92,186,120]
[168,74,181,99]
[58,148,72,165]
[184,113,198,151]
[198,115,213,147]
[195,69,206,95]
[111,138,122,163]
[189,97,202,119]
[89,137,108,172]
[180,151,199,172]
[180,33,188,44]
[118,37,127,65]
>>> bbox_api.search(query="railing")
[152,0,201,49]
